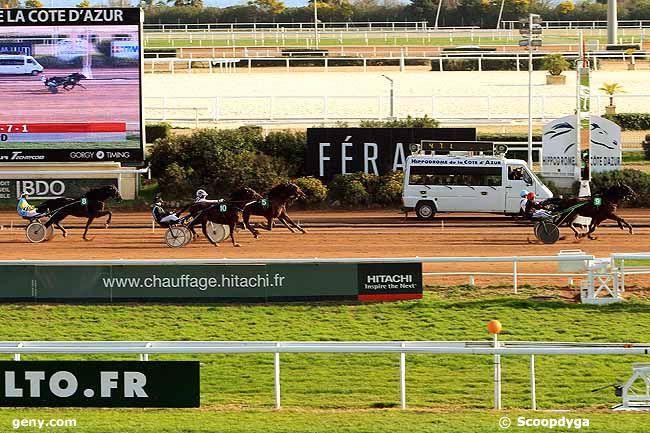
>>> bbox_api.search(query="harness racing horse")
[542,182,636,240]
[233,182,307,239]
[187,187,261,247]
[35,185,122,240]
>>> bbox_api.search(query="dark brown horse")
[542,182,635,240]
[35,185,122,240]
[232,182,307,238]
[187,187,261,247]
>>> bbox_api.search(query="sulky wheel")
[165,226,189,248]
[26,221,48,243]
[205,221,227,244]
[537,221,560,244]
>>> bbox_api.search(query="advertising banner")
[0,262,423,303]
[306,128,476,181]
[0,178,118,201]
[357,263,423,301]
[0,8,144,163]
[0,361,199,407]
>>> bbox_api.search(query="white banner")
[111,40,139,59]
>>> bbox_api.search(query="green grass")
[1,288,650,431]
[0,409,646,433]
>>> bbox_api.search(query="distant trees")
[24,0,44,7]
[144,0,650,26]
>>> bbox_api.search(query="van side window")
[409,165,502,186]
[0,58,24,65]
[508,166,524,181]
[26,58,34,64]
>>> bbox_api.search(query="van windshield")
[408,165,502,187]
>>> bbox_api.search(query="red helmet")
[527,192,536,200]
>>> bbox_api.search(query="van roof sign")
[420,140,494,152]
[409,156,504,166]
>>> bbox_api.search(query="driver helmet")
[153,194,163,205]
[527,192,536,200]
[19,192,28,199]
[520,190,529,198]
[196,189,208,200]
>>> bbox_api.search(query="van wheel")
[30,70,40,76]
[415,202,436,220]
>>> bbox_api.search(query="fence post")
[620,258,625,292]
[530,355,537,410]
[513,259,518,294]
[274,343,281,409]
[14,343,22,361]
[493,333,501,410]
[400,342,406,409]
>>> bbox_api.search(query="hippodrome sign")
[541,115,621,177]
[0,8,144,163]
[306,128,476,181]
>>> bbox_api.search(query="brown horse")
[35,185,122,240]
[232,182,306,238]
[187,187,262,247]
[542,182,636,240]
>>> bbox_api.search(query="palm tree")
[599,82,624,107]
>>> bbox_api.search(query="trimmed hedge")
[149,127,288,199]
[294,176,327,206]
[603,113,650,131]
[327,171,404,208]
[591,169,650,207]
[145,123,172,144]
[359,115,439,128]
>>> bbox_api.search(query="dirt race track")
[1,209,649,290]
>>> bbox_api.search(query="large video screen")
[0,8,143,163]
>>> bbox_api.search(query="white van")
[0,55,44,75]
[402,154,553,219]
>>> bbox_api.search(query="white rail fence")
[502,19,650,30]
[3,340,650,410]
[144,21,430,33]
[143,93,650,131]
[142,27,648,48]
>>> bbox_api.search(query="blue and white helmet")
[196,189,208,200]
[520,190,529,198]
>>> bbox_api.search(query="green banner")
[0,361,199,408]
[0,262,422,303]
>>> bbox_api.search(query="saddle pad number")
[593,197,602,207]
[81,198,88,206]
[261,198,269,208]
[219,204,227,213]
